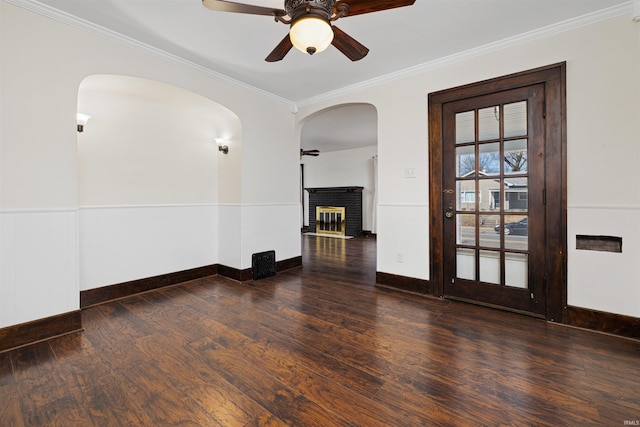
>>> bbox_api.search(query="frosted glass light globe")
[290,16,334,55]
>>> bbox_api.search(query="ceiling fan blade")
[202,0,285,17]
[265,34,294,62]
[335,0,416,17]
[331,26,369,61]
[301,149,320,156]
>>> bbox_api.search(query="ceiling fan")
[300,148,320,157]
[202,0,416,62]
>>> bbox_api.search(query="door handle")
[445,205,454,219]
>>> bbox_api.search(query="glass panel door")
[442,84,545,315]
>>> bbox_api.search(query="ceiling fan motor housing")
[285,0,336,18]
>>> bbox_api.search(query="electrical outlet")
[404,167,416,178]
[396,252,404,263]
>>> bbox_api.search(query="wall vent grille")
[252,250,276,280]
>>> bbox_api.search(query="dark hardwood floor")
[1,235,639,426]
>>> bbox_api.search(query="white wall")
[0,210,78,327]
[0,2,300,328]
[301,146,377,231]
[296,13,640,317]
[77,75,233,206]
[79,205,218,290]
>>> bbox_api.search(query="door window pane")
[504,178,528,212]
[478,142,500,175]
[505,253,528,289]
[456,180,476,211]
[457,214,475,246]
[503,215,528,251]
[479,250,500,285]
[480,215,500,248]
[479,179,501,211]
[504,101,527,138]
[478,106,500,141]
[456,111,475,144]
[456,248,475,280]
[456,145,475,177]
[504,139,528,174]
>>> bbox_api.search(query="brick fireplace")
[306,187,363,237]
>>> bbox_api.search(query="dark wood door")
[441,84,546,316]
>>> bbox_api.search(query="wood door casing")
[428,63,567,322]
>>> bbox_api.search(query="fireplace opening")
[316,206,346,236]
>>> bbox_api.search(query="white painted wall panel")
[241,204,301,270]
[0,210,78,328]
[218,204,242,269]
[376,204,429,280]
[79,205,217,291]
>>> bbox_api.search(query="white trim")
[4,0,294,109]
[241,203,301,207]
[0,207,78,214]
[78,203,218,210]
[634,0,640,21]
[568,204,640,211]
[378,203,429,208]
[295,2,633,107]
[78,203,300,209]
[219,203,300,208]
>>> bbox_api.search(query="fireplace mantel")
[305,186,364,194]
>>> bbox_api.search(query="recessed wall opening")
[576,235,622,253]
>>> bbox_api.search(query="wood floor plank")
[189,336,353,427]
[0,351,24,427]
[183,313,413,426]
[11,341,94,426]
[1,235,638,425]
[48,332,154,426]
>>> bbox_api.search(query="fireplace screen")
[316,206,346,236]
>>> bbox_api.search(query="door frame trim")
[428,63,567,322]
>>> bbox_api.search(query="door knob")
[445,204,453,219]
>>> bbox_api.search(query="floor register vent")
[252,250,276,280]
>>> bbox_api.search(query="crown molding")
[5,0,632,110]
[4,0,295,109]
[295,2,633,108]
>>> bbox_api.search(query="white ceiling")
[14,0,630,152]
[24,0,629,103]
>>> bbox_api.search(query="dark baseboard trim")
[80,264,218,308]
[0,310,82,353]
[375,271,432,294]
[218,264,252,282]
[277,256,303,272]
[567,305,640,340]
[219,256,303,282]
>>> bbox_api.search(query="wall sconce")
[77,113,91,132]
[215,138,229,154]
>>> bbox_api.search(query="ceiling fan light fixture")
[289,15,334,55]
